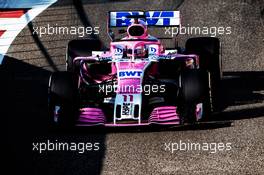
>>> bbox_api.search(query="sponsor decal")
[110,11,180,27]
[149,47,157,53]
[118,70,143,78]
[148,45,159,55]
[122,102,132,116]
[115,47,123,55]
[121,95,133,116]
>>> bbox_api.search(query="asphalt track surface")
[3,0,264,174]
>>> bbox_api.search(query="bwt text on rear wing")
[108,11,180,27]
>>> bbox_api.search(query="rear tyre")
[185,37,221,116]
[48,72,79,127]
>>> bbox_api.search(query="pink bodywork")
[116,61,148,94]
[74,19,202,127]
[78,106,181,126]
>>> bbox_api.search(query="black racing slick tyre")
[181,69,208,103]
[180,69,210,123]
[66,39,102,73]
[185,37,221,114]
[48,72,79,127]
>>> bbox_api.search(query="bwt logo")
[113,11,177,27]
[119,71,143,77]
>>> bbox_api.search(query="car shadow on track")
[214,71,264,121]
[66,120,233,134]
[2,56,106,175]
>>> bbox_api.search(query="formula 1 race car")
[48,11,221,127]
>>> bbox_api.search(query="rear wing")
[108,11,180,41]
[109,11,180,27]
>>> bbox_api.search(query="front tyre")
[180,69,210,123]
[48,72,79,127]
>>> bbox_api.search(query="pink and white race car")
[48,11,221,127]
